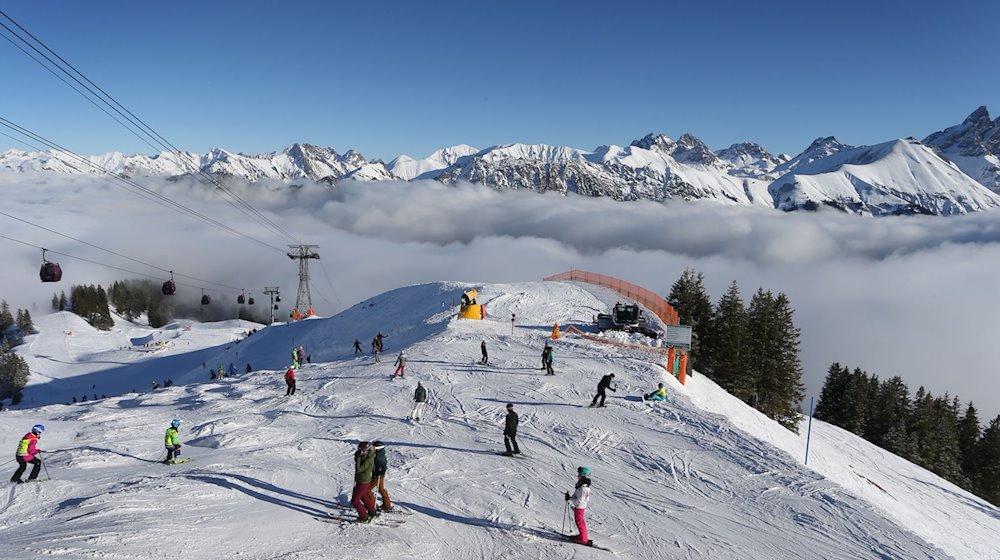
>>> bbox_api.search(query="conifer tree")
[667,268,714,373]
[814,363,851,426]
[708,280,748,394]
[976,415,1000,504]
[58,291,67,311]
[744,289,805,432]
[957,401,982,489]
[16,309,33,333]
[51,293,59,311]
[864,375,911,458]
[0,347,30,403]
[0,300,13,332]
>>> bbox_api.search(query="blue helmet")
[31,424,45,435]
[170,418,181,428]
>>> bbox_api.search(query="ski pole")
[41,458,51,481]
[562,500,568,535]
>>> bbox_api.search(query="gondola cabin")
[40,261,62,283]
[201,294,211,305]
[162,280,176,295]
[237,294,246,304]
[248,297,255,305]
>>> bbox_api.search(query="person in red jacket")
[10,424,45,483]
[284,366,296,396]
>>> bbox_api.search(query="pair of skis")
[316,503,412,527]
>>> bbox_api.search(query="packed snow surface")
[2,280,997,559]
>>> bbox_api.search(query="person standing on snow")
[10,424,44,483]
[393,351,406,378]
[246,363,253,374]
[565,466,593,546]
[351,441,378,522]
[503,403,520,455]
[368,441,392,513]
[372,337,381,363]
[164,419,183,464]
[297,347,306,365]
[410,382,427,421]
[480,340,488,365]
[542,344,555,375]
[284,366,297,396]
[227,363,238,377]
[290,348,299,369]
[590,373,616,407]
[353,339,363,354]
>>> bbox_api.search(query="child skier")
[284,366,296,396]
[164,419,183,464]
[10,424,44,483]
[643,383,668,401]
[393,351,406,378]
[565,466,593,546]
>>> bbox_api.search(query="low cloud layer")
[4,174,1000,421]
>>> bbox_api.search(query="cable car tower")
[287,244,319,320]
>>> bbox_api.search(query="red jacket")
[284,368,296,382]
[16,432,39,461]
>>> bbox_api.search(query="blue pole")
[804,396,815,465]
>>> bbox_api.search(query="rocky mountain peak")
[630,133,676,154]
[672,133,719,165]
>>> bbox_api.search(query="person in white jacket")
[564,466,593,546]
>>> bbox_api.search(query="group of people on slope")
[351,440,392,522]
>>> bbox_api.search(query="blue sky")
[1,0,996,161]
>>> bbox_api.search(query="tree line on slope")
[814,364,1000,507]
[0,300,33,404]
[667,268,805,432]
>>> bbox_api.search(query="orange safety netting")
[543,269,679,326]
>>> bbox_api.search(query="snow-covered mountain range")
[3,107,999,216]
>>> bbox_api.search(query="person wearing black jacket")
[503,403,520,455]
[368,441,392,513]
[590,374,616,407]
[480,340,489,365]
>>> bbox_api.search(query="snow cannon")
[458,289,485,320]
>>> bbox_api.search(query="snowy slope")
[388,145,480,180]
[2,280,996,559]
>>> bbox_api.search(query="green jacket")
[354,450,375,483]
[164,427,179,447]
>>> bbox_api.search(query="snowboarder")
[284,366,296,396]
[565,466,593,546]
[590,374,616,407]
[410,382,427,421]
[151,380,160,390]
[353,339,362,354]
[227,363,238,377]
[503,403,520,455]
[643,383,668,402]
[10,424,44,483]
[542,344,554,375]
[368,441,392,512]
[393,351,406,378]
[480,340,488,365]
[246,363,253,374]
[164,419,183,464]
[351,441,378,522]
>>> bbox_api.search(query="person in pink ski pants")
[565,466,592,545]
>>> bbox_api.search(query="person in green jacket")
[351,441,378,521]
[163,418,183,464]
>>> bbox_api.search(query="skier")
[372,337,381,363]
[410,382,427,421]
[353,339,362,354]
[217,364,225,379]
[643,383,668,402]
[480,340,488,365]
[368,441,392,512]
[590,374,616,407]
[284,366,296,396]
[297,347,306,365]
[246,363,253,374]
[163,419,183,464]
[503,403,520,456]
[564,466,593,546]
[351,441,378,522]
[151,380,160,390]
[542,344,554,375]
[376,332,384,351]
[393,351,406,378]
[10,424,44,483]
[227,363,238,377]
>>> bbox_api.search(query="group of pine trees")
[107,279,171,327]
[0,300,32,404]
[63,284,115,330]
[667,269,805,431]
[814,363,1000,506]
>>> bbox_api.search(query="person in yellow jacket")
[643,383,668,402]
[164,419,183,464]
[10,424,45,483]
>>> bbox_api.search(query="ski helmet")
[506,403,514,409]
[170,418,181,428]
[31,424,45,435]
[578,466,590,476]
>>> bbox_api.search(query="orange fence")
[543,269,679,326]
